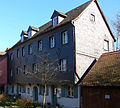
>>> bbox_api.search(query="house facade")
[0,52,7,94]
[7,0,115,108]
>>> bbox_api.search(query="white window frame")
[24,65,27,75]
[28,44,32,54]
[66,86,74,97]
[60,59,67,72]
[32,63,38,74]
[50,36,55,48]
[22,47,25,56]
[90,14,95,22]
[53,16,58,26]
[104,40,109,51]
[16,67,20,75]
[38,40,42,51]
[28,31,32,38]
[62,31,68,44]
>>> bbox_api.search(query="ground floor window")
[21,86,26,93]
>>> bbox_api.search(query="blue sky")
[0,0,120,51]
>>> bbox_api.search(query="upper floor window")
[38,40,42,51]
[90,14,95,22]
[32,63,38,74]
[62,31,68,44]
[60,59,67,72]
[28,31,32,38]
[50,36,55,48]
[22,47,25,56]
[24,65,27,75]
[17,49,20,58]
[28,44,32,55]
[10,69,13,77]
[104,40,109,51]
[10,53,13,61]
[53,17,58,26]
[16,67,20,75]
[21,85,26,93]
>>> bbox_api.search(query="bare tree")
[15,51,69,108]
[112,11,120,50]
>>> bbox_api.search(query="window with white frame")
[60,59,67,72]
[32,63,38,74]
[28,31,32,38]
[23,65,27,74]
[90,14,95,22]
[50,36,55,48]
[62,31,68,44]
[21,86,26,93]
[28,44,32,54]
[53,16,58,26]
[10,69,13,77]
[22,47,25,56]
[104,40,109,51]
[66,86,74,97]
[17,49,20,58]
[27,88,30,94]
[16,67,20,75]
[38,40,42,51]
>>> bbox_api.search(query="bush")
[0,96,7,106]
[16,98,34,108]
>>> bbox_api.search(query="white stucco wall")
[74,1,114,79]
[57,86,81,108]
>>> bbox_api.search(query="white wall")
[74,1,114,80]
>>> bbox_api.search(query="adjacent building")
[0,51,7,94]
[7,0,115,108]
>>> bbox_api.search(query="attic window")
[53,16,58,26]
[90,14,95,22]
[28,31,32,38]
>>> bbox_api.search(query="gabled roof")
[20,30,28,36]
[0,51,6,56]
[27,25,39,32]
[80,51,120,86]
[51,10,67,19]
[7,0,115,51]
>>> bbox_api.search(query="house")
[80,51,120,108]
[0,51,7,94]
[7,0,115,108]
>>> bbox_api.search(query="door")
[33,86,38,101]
[51,86,57,107]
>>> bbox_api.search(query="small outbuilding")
[80,51,120,108]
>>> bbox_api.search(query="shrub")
[0,96,7,106]
[16,98,34,108]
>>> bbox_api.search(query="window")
[27,88,30,94]
[28,44,32,54]
[90,14,95,22]
[22,47,25,56]
[17,49,20,58]
[38,40,42,51]
[60,59,67,72]
[66,86,74,97]
[28,31,32,38]
[32,63,38,74]
[50,36,55,48]
[39,85,49,96]
[62,31,68,44]
[16,67,20,75]
[23,65,27,74]
[10,53,13,61]
[10,69,13,77]
[53,16,58,26]
[21,86,26,93]
[104,40,109,51]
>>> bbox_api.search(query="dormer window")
[20,30,28,42]
[53,16,58,26]
[51,10,67,27]
[28,31,32,38]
